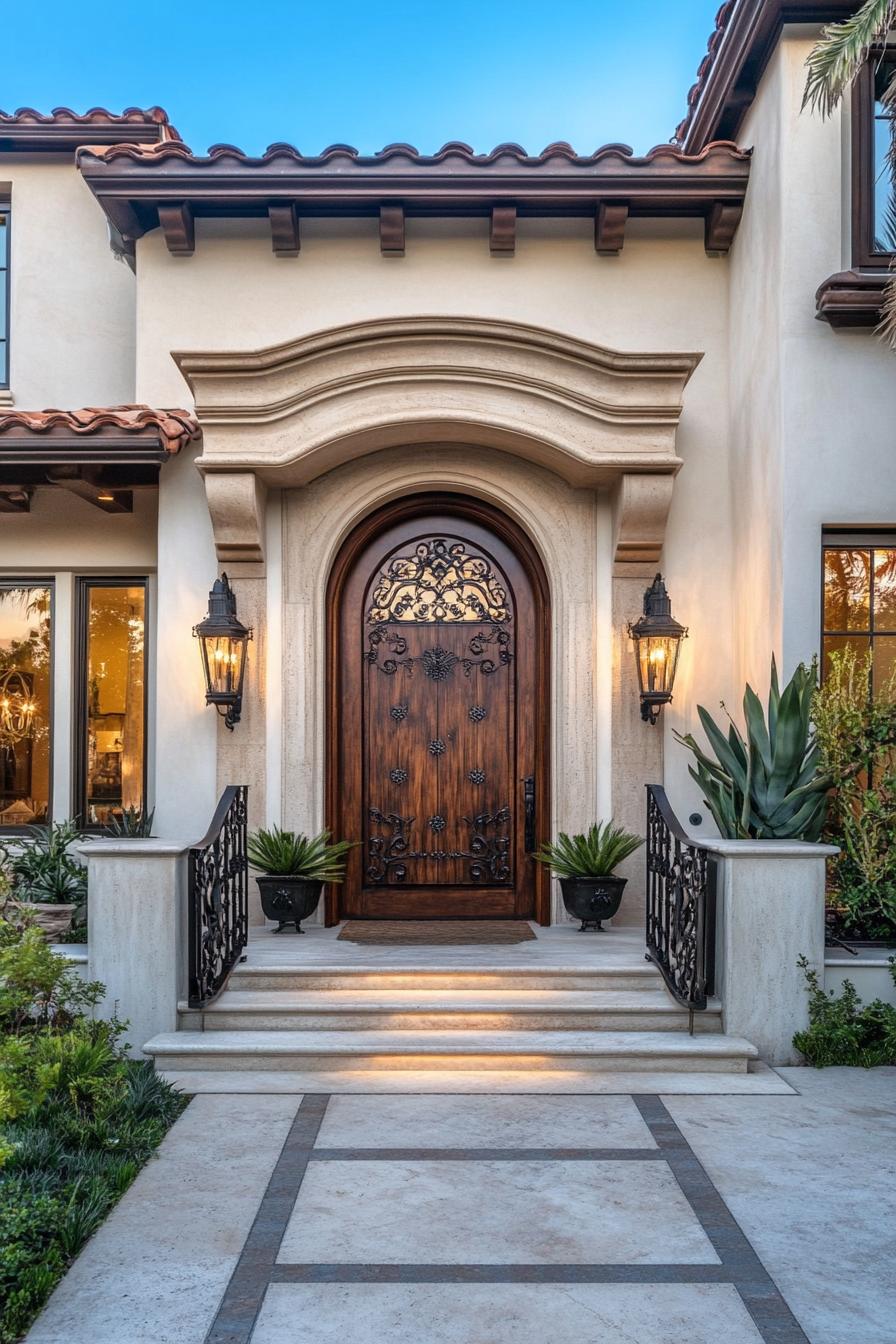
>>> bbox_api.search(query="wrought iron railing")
[645,785,717,1029]
[188,785,249,1008]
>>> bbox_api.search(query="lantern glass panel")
[201,633,246,699]
[636,634,681,699]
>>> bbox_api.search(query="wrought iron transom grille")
[366,536,511,624]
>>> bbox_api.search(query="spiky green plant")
[104,806,155,838]
[675,656,833,841]
[246,826,355,882]
[534,822,642,879]
[803,0,896,344]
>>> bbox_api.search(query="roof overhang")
[0,406,200,513]
[676,1,858,152]
[0,107,178,156]
[77,139,752,257]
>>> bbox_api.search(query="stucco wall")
[135,213,734,848]
[728,28,896,698]
[0,157,135,407]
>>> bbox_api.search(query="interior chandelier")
[0,668,37,744]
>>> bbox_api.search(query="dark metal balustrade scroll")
[645,785,717,1030]
[188,784,249,1008]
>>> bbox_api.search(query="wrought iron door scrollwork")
[366,803,512,884]
[461,628,513,676]
[365,628,414,676]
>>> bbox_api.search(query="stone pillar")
[704,839,838,1065]
[82,839,188,1057]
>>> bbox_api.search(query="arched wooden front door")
[327,495,550,923]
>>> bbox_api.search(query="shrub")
[813,646,896,940]
[793,954,896,1067]
[0,918,187,1341]
[0,920,103,1035]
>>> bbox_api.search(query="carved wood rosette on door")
[329,499,548,922]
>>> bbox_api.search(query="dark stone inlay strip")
[309,1147,663,1162]
[634,1095,809,1344]
[203,1093,330,1344]
[204,1092,808,1344]
[270,1263,734,1284]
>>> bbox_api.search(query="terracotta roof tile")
[0,405,200,454]
[81,136,751,168]
[0,106,181,150]
[675,0,739,145]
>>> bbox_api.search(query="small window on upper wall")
[76,580,147,828]
[0,204,8,387]
[0,583,52,828]
[822,534,896,694]
[853,53,896,266]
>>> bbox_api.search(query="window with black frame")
[853,54,896,266]
[0,203,8,387]
[76,580,147,827]
[0,583,52,828]
[822,533,896,693]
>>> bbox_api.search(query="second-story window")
[0,204,8,387]
[853,53,896,266]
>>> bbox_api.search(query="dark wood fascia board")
[0,437,170,466]
[815,268,889,327]
[679,1,858,153]
[77,143,752,255]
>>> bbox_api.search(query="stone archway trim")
[173,315,702,567]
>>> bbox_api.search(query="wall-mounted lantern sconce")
[627,573,687,725]
[193,573,253,731]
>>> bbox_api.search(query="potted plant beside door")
[247,826,355,933]
[535,821,643,931]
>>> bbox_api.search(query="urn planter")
[559,876,627,931]
[9,900,77,940]
[256,876,323,933]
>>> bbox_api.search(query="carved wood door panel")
[330,501,546,920]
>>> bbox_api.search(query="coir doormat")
[336,920,537,945]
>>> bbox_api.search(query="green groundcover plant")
[793,954,896,1067]
[0,913,187,1342]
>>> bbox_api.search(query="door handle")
[523,776,536,853]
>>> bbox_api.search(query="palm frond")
[803,0,896,117]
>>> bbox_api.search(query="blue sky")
[2,1,720,156]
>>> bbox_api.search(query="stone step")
[188,988,723,1034]
[226,965,662,993]
[145,1029,756,1074]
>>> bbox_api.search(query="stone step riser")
[195,1010,722,1033]
[149,1048,747,1075]
[227,971,662,993]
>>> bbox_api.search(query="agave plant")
[105,806,155,838]
[247,826,355,882]
[675,657,832,841]
[534,822,643,879]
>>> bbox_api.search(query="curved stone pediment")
[173,315,702,566]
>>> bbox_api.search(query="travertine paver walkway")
[24,1069,896,1344]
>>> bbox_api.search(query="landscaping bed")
[0,915,187,1343]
